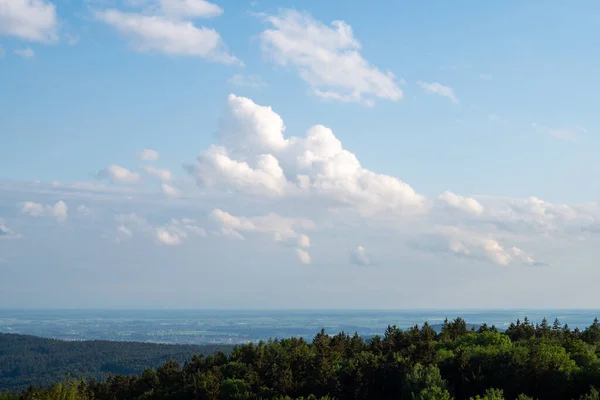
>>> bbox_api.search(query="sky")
[1,0,600,309]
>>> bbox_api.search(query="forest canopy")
[1,317,600,400]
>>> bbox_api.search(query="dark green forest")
[2,317,600,399]
[0,333,233,391]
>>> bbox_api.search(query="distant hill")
[0,332,234,391]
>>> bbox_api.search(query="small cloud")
[138,149,159,161]
[0,0,58,43]
[0,46,5,58]
[350,245,370,266]
[417,81,459,104]
[161,183,181,197]
[155,227,185,245]
[0,218,21,240]
[21,200,68,222]
[438,190,484,216]
[295,248,311,264]
[479,73,492,80]
[98,165,142,185]
[94,9,240,64]
[259,10,402,106]
[297,234,310,248]
[14,48,35,58]
[228,74,267,88]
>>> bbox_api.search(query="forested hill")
[0,332,234,391]
[2,317,600,399]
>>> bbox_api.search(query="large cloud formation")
[185,94,428,217]
[181,94,586,267]
[11,94,600,268]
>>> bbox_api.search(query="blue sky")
[1,0,600,308]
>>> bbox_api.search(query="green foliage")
[3,318,600,400]
[0,332,233,391]
[469,388,505,400]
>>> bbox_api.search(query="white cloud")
[228,74,267,88]
[157,0,223,19]
[0,0,58,43]
[436,226,539,266]
[14,47,35,58]
[185,94,428,217]
[138,149,160,161]
[95,9,239,64]
[295,248,311,264]
[531,123,586,142]
[21,200,68,221]
[98,165,142,185]
[438,190,484,216]
[0,46,5,58]
[141,165,172,181]
[417,81,459,104]
[156,226,185,245]
[260,10,402,106]
[297,234,310,248]
[115,214,205,245]
[479,73,492,80]
[161,183,181,197]
[210,208,313,240]
[350,245,369,266]
[210,208,313,261]
[0,218,21,239]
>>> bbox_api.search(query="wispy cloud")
[14,47,35,58]
[228,74,267,88]
[531,123,587,142]
[417,81,459,104]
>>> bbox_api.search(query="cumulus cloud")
[114,213,205,245]
[21,200,68,221]
[185,94,428,217]
[295,248,311,264]
[350,245,369,266]
[141,165,172,181]
[417,81,459,104]
[98,165,142,185]
[228,74,267,88]
[260,10,402,106]
[436,226,540,266]
[438,190,484,216]
[0,0,58,43]
[94,9,239,64]
[0,218,21,239]
[14,47,35,58]
[138,149,160,161]
[210,208,313,261]
[161,183,181,197]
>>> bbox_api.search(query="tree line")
[1,317,600,399]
